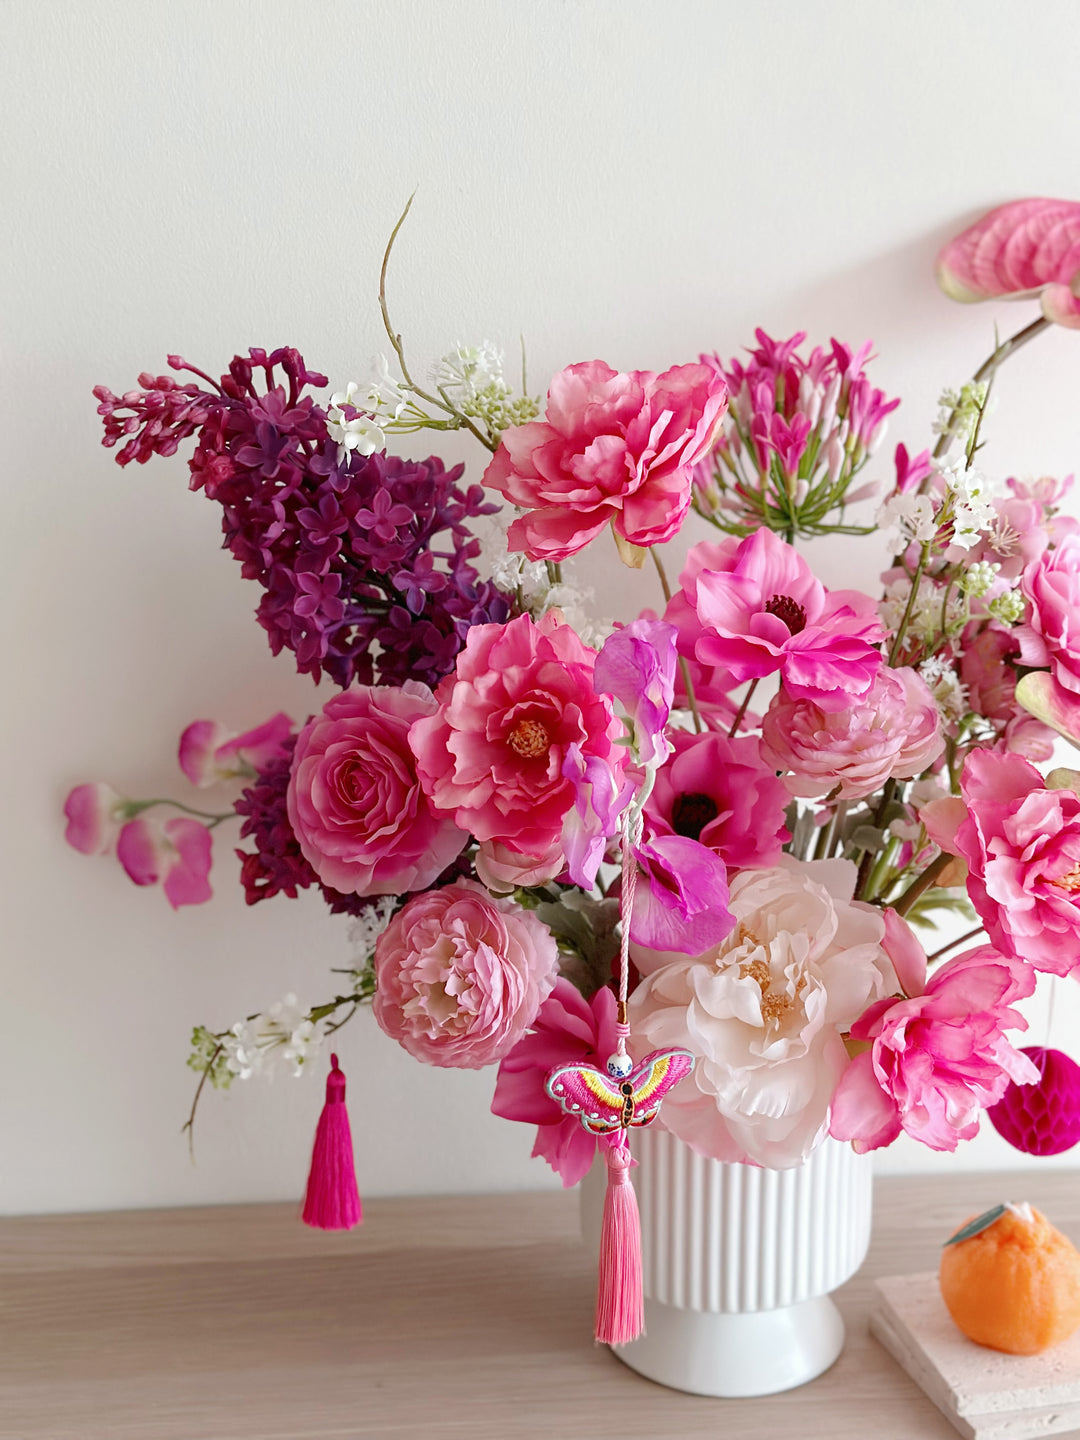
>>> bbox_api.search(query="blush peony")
[287,681,466,897]
[373,881,559,1068]
[629,858,895,1168]
[830,946,1038,1153]
[922,748,1080,977]
[408,612,624,863]
[482,360,728,561]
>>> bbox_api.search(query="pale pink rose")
[628,858,895,1168]
[936,199,1080,327]
[409,612,624,860]
[689,527,885,711]
[115,815,213,908]
[179,712,293,788]
[373,881,559,1068]
[1018,535,1080,696]
[830,946,1039,1153]
[921,748,1080,976]
[644,730,789,869]
[474,838,565,893]
[287,681,466,897]
[491,978,620,1185]
[482,360,728,561]
[761,666,943,802]
[63,782,125,855]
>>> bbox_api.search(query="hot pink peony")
[408,612,624,862]
[644,729,789,868]
[761,666,943,802]
[372,881,559,1069]
[287,681,466,897]
[115,814,213,909]
[491,977,620,1185]
[688,527,885,711]
[482,360,728,561]
[1018,534,1080,696]
[936,199,1080,328]
[922,748,1080,976]
[830,946,1039,1153]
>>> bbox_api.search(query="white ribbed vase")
[581,1127,873,1397]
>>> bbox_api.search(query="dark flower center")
[671,792,720,842]
[508,718,551,759]
[763,593,807,635]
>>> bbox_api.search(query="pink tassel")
[594,1137,643,1344]
[301,1053,362,1231]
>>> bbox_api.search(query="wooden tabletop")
[1,1170,1078,1440]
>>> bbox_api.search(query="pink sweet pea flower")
[936,199,1080,328]
[482,360,728,562]
[560,743,633,890]
[593,618,677,766]
[921,749,1080,976]
[491,978,620,1186]
[689,527,884,711]
[179,712,294,788]
[830,946,1039,1153]
[63,782,126,855]
[115,815,213,909]
[629,832,735,956]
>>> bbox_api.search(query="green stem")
[887,545,929,666]
[650,547,703,734]
[127,798,237,825]
[893,852,952,917]
[932,316,1050,461]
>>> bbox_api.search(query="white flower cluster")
[325,357,409,461]
[939,456,997,551]
[221,993,320,1082]
[431,341,508,405]
[879,577,965,644]
[876,493,937,552]
[917,656,967,722]
[347,894,398,965]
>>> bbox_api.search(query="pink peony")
[936,199,1080,328]
[1018,535,1080,696]
[63,782,126,855]
[688,527,885,711]
[115,814,213,909]
[830,946,1039,1153]
[373,881,559,1069]
[491,977,620,1185]
[287,682,466,897]
[922,748,1080,976]
[629,858,895,1168]
[645,729,789,868]
[482,360,728,561]
[760,666,943,802]
[409,612,624,862]
[179,712,293,788]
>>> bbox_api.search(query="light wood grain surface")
[1,1172,1078,1439]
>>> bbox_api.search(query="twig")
[927,925,984,962]
[892,851,952,917]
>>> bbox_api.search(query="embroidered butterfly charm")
[545,1049,695,1136]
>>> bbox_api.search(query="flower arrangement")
[69,197,1080,1222]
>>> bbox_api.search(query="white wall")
[4,0,1080,1215]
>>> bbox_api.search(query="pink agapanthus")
[115,815,213,909]
[63,782,126,855]
[760,666,943,802]
[491,977,620,1185]
[482,360,728,561]
[287,682,466,897]
[936,199,1080,328]
[830,946,1039,1153]
[372,881,559,1069]
[687,527,885,711]
[409,612,624,863]
[179,712,293,788]
[645,730,789,868]
[922,749,1080,977]
[1018,534,1080,696]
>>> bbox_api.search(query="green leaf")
[943,1204,1007,1246]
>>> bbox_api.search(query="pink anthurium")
[937,199,1080,329]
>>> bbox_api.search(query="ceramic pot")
[581,1125,873,1397]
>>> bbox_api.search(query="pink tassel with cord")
[595,1135,644,1344]
[302,1053,362,1231]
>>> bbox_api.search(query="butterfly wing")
[546,1063,626,1135]
[626,1049,696,1128]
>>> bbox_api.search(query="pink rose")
[373,881,559,1068]
[922,748,1080,976]
[1019,535,1080,696]
[115,815,213,909]
[287,681,466,897]
[645,730,789,869]
[482,360,728,561]
[760,666,943,802]
[688,527,885,711]
[491,977,620,1185]
[409,612,624,861]
[179,712,293,788]
[474,837,565,892]
[830,946,1039,1153]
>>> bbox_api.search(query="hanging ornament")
[988,1046,1080,1157]
[301,1052,363,1230]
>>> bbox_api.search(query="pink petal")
[116,817,168,886]
[161,818,213,908]
[63,782,123,855]
[178,720,232,787]
[882,908,928,998]
[829,1052,902,1151]
[1015,670,1080,749]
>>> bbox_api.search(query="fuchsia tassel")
[594,1136,644,1345]
[302,1053,362,1231]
